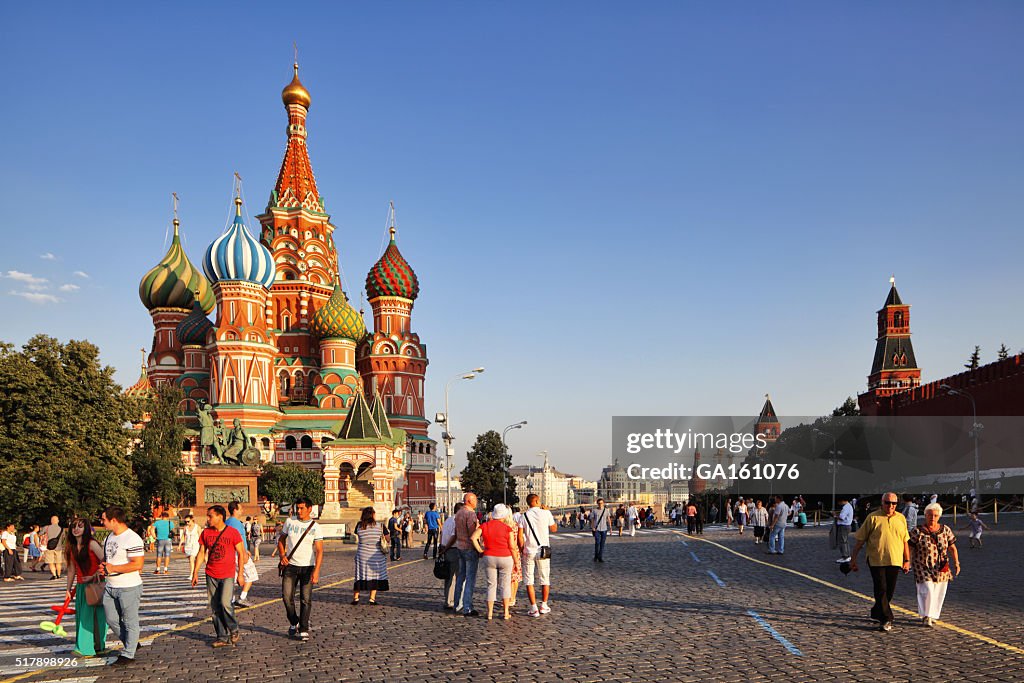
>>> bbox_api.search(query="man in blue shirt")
[153,512,175,575]
[422,503,441,559]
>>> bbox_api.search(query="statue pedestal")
[194,466,259,507]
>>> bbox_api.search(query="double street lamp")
[940,384,982,503]
[435,367,485,514]
[502,421,527,506]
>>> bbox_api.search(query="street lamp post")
[502,421,527,506]
[437,367,485,514]
[941,384,982,504]
[814,428,841,513]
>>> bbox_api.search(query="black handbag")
[432,554,450,580]
[524,510,552,560]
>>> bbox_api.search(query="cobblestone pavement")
[2,517,1022,683]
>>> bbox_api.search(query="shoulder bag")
[433,554,451,580]
[377,523,390,554]
[46,528,64,551]
[84,543,106,607]
[524,510,552,559]
[278,521,316,577]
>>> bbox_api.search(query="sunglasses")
[883,500,899,506]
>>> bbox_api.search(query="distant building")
[597,461,669,506]
[510,465,570,509]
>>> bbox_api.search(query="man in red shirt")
[191,505,246,647]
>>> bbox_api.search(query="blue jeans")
[593,530,607,559]
[206,575,237,640]
[103,584,142,659]
[768,525,785,553]
[455,548,479,613]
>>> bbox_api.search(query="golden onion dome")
[282,63,311,109]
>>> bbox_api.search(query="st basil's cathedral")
[132,63,436,520]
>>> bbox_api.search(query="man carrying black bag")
[277,498,323,642]
[519,494,557,617]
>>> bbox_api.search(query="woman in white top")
[735,499,748,535]
[178,515,201,577]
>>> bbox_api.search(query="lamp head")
[462,374,476,380]
[473,367,485,373]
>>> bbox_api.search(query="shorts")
[44,549,62,565]
[185,545,199,557]
[156,539,173,558]
[522,552,551,586]
[242,557,259,583]
[969,531,982,540]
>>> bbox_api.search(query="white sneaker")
[528,606,540,618]
[539,602,551,614]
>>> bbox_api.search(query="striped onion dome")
[203,198,276,289]
[365,227,419,300]
[176,295,214,346]
[139,218,215,312]
[311,280,367,341]
[124,364,153,397]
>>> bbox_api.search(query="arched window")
[279,372,290,396]
[285,435,297,450]
[261,437,271,449]
[182,438,192,452]
[300,435,313,449]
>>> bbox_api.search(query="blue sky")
[2,3,1022,478]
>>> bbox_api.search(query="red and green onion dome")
[139,219,215,312]
[311,281,367,341]
[176,295,215,346]
[124,364,153,397]
[365,227,419,301]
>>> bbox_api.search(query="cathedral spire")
[272,61,321,213]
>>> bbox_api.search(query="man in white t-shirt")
[276,497,324,642]
[101,506,145,666]
[437,502,464,610]
[767,496,790,555]
[519,494,557,617]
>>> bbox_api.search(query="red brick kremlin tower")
[136,62,432,513]
[858,277,921,412]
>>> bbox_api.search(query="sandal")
[368,600,378,605]
[351,599,359,605]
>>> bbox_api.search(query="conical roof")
[311,280,367,341]
[369,391,394,440]
[365,227,419,300]
[139,218,215,312]
[333,391,380,441]
[124,355,153,397]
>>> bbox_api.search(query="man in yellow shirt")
[850,492,910,632]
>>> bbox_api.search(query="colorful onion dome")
[311,280,367,341]
[124,350,154,397]
[203,198,277,289]
[282,63,311,109]
[176,294,214,346]
[365,227,419,300]
[139,218,215,312]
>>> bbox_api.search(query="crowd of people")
[1,488,997,668]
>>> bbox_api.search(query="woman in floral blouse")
[908,502,960,626]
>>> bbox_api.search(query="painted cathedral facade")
[135,64,436,516]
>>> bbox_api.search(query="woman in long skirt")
[64,518,106,657]
[353,507,389,605]
[909,503,960,626]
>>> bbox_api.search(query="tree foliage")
[0,335,137,528]
[259,463,324,506]
[998,343,1009,361]
[459,430,518,511]
[831,396,861,417]
[965,345,981,370]
[129,382,193,511]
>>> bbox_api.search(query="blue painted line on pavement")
[707,570,725,587]
[747,609,803,657]
[689,550,700,563]
[679,539,689,546]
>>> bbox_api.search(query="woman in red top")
[64,518,107,657]
[470,504,521,620]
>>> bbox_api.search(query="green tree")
[0,336,137,528]
[831,396,861,417]
[965,345,981,370]
[459,430,518,511]
[998,343,1010,361]
[258,463,324,506]
[129,383,194,511]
